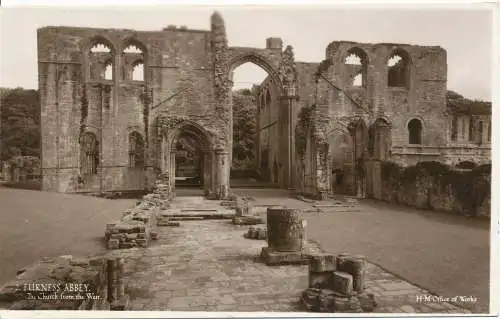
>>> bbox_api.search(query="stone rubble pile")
[301,253,377,313]
[232,215,265,226]
[0,255,129,311]
[227,194,265,225]
[243,226,267,240]
[104,173,180,249]
[105,199,160,250]
[152,177,173,203]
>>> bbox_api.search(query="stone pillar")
[278,94,298,189]
[108,257,129,310]
[169,152,175,194]
[267,207,303,252]
[106,258,117,304]
[214,149,229,199]
[202,150,213,195]
[116,258,125,299]
[261,207,309,265]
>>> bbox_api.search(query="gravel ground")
[0,187,491,313]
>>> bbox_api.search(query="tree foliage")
[232,89,257,167]
[1,87,41,161]
[447,90,491,115]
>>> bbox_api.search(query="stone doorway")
[174,132,203,188]
[160,121,215,196]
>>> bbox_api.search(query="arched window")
[129,132,145,168]
[80,132,99,175]
[387,49,410,88]
[131,61,144,81]
[408,119,422,145]
[122,43,145,81]
[344,48,368,87]
[352,73,362,87]
[103,59,113,80]
[89,41,113,81]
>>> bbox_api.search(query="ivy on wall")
[380,160,491,217]
[295,104,313,159]
[79,83,88,137]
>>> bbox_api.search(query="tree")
[1,88,40,161]
[232,89,257,169]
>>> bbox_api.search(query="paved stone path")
[105,196,471,313]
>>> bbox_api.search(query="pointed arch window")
[387,49,410,88]
[129,131,145,168]
[122,43,146,81]
[344,48,368,87]
[80,132,99,175]
[89,40,114,81]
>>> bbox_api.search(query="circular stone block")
[266,207,304,252]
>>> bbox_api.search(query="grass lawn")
[0,187,135,285]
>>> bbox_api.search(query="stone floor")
[105,197,471,313]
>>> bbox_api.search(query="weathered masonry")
[38,12,299,198]
[38,11,490,199]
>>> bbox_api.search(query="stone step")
[166,214,235,221]
[180,208,218,212]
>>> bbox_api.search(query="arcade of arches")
[39,11,490,199]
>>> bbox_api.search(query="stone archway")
[328,131,353,195]
[226,48,298,189]
[159,120,216,196]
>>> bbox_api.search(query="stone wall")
[371,160,490,218]
[39,12,303,197]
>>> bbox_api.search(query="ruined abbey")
[38,11,491,199]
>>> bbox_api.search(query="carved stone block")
[332,271,354,297]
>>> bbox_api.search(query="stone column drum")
[267,207,303,251]
[261,207,309,265]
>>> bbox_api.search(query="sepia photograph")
[0,1,496,317]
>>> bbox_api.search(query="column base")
[110,294,129,311]
[260,247,310,266]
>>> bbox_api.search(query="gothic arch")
[158,119,215,192]
[84,34,116,54]
[164,120,213,152]
[121,37,148,82]
[344,47,369,87]
[228,53,284,94]
[85,35,116,82]
[387,48,412,88]
[120,36,148,56]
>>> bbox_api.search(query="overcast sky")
[0,5,494,100]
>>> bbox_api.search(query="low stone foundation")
[244,227,267,240]
[0,255,128,311]
[105,202,158,250]
[232,215,265,225]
